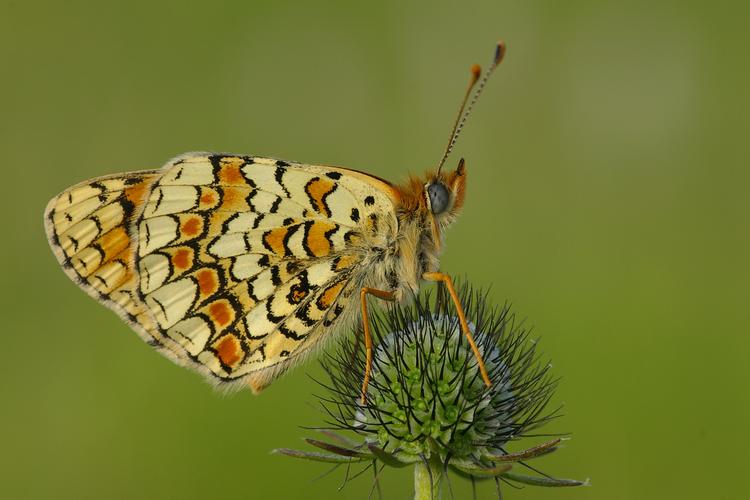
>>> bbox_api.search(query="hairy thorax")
[370,211,441,301]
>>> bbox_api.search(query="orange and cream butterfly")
[44,42,505,399]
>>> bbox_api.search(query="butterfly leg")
[360,287,396,403]
[422,272,492,387]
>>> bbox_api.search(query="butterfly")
[44,42,505,400]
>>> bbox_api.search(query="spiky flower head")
[276,281,586,496]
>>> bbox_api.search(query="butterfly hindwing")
[130,153,396,389]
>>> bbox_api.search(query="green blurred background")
[2,1,748,498]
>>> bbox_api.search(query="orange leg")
[423,272,492,387]
[360,287,396,403]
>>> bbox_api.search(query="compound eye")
[427,182,450,215]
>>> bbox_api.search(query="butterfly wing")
[44,170,169,350]
[129,152,398,390]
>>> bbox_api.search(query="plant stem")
[414,456,443,500]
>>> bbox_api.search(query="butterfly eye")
[427,182,450,215]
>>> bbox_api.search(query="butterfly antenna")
[437,41,506,175]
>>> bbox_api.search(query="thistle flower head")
[276,281,586,495]
[354,315,516,462]
[325,284,556,464]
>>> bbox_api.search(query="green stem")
[414,456,443,500]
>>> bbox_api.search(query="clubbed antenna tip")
[470,63,482,81]
[495,40,506,66]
